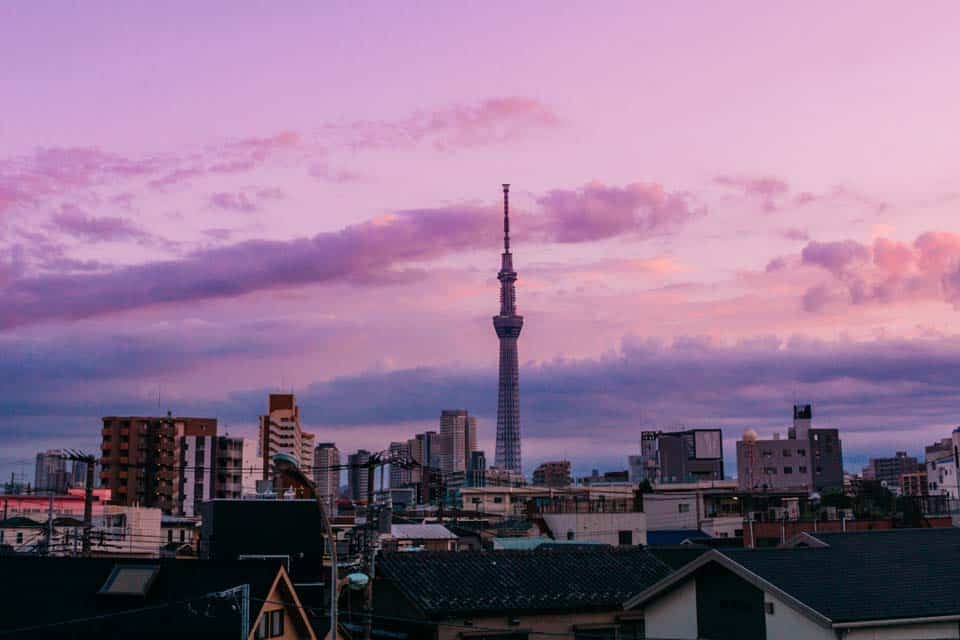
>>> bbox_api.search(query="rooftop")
[377,547,671,618]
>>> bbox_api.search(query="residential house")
[0,557,316,639]
[626,528,960,640]
[381,523,459,551]
[370,547,671,639]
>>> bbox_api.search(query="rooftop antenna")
[502,184,511,253]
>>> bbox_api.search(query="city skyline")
[5,3,960,480]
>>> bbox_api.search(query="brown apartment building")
[100,414,217,513]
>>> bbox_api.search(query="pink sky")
[3,2,960,478]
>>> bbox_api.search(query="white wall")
[644,493,699,530]
[843,622,960,640]
[542,512,646,546]
[699,516,743,538]
[764,591,834,640]
[643,579,698,640]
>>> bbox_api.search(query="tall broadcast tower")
[493,184,523,475]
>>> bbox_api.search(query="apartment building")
[100,414,217,514]
[257,393,315,480]
[736,405,843,493]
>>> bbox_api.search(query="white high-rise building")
[257,393,315,480]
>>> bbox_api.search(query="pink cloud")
[49,204,150,242]
[715,175,789,212]
[209,187,285,212]
[801,239,870,276]
[535,181,701,243]
[794,232,960,311]
[337,97,561,151]
[0,179,701,329]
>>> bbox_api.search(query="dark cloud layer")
[4,333,959,474]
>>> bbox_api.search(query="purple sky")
[3,2,960,480]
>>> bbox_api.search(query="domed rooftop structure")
[743,428,758,443]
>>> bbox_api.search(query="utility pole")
[46,493,54,556]
[58,451,97,557]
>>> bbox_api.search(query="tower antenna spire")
[502,183,511,253]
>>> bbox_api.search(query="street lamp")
[272,453,340,640]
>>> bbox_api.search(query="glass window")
[269,610,284,637]
[783,467,793,474]
[678,503,690,513]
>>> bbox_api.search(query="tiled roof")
[722,528,960,623]
[377,547,672,618]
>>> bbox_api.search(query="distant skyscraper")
[313,443,340,515]
[439,410,478,477]
[34,450,67,494]
[348,449,371,503]
[493,184,523,475]
[389,441,411,488]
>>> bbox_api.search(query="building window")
[782,449,792,457]
[618,530,633,546]
[567,531,575,540]
[764,467,777,475]
[16,533,24,544]
[678,503,690,513]
[493,496,503,504]
[797,449,806,457]
[269,610,283,637]
[765,602,775,614]
[799,466,807,473]
[180,530,186,543]
[167,530,173,542]
[257,610,285,639]
[783,467,793,474]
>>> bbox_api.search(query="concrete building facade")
[736,405,843,493]
[532,460,573,487]
[438,409,477,478]
[34,450,68,494]
[348,449,371,504]
[312,442,340,515]
[257,393,315,480]
[100,414,217,514]
[631,428,724,484]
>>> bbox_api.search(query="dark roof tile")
[377,547,672,618]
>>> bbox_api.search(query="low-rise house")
[369,547,671,639]
[0,557,316,639]
[381,523,459,551]
[626,528,960,640]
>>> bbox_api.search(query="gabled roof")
[377,547,672,618]
[0,557,293,639]
[627,528,960,627]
